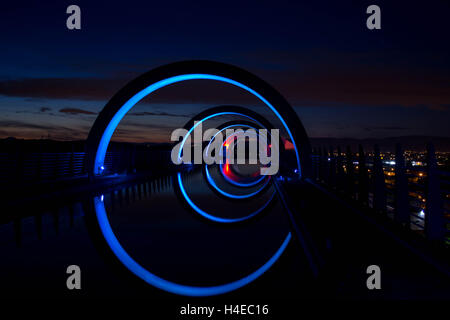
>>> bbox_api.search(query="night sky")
[0,1,449,142]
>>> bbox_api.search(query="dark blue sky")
[0,1,449,141]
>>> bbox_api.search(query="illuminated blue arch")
[93,74,302,176]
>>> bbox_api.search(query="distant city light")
[384,160,396,165]
[419,210,425,218]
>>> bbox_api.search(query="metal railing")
[0,148,172,184]
[311,143,449,246]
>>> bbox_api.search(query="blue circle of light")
[178,115,274,220]
[204,123,268,198]
[91,72,300,296]
[205,124,267,188]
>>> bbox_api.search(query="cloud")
[0,55,449,111]
[128,111,190,118]
[0,120,56,130]
[0,119,90,140]
[15,107,55,115]
[117,120,179,129]
[364,126,410,132]
[59,108,97,115]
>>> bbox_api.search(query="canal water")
[0,169,309,298]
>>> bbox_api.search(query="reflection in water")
[92,168,291,296]
[0,172,305,298]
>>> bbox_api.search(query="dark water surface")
[0,171,309,299]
